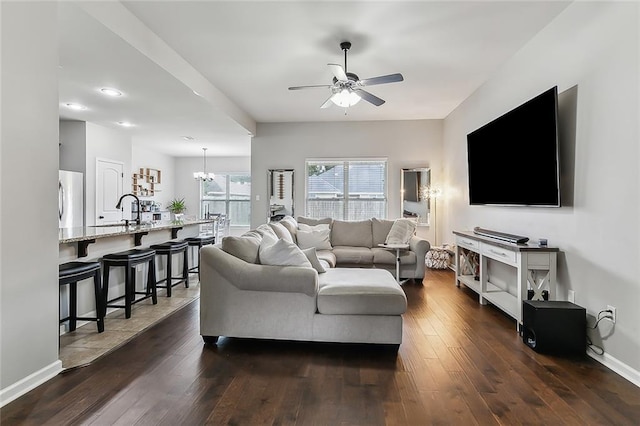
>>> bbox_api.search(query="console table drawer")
[457,236,480,251]
[481,243,516,263]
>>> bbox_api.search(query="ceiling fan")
[288,41,404,108]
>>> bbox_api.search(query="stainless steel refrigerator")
[59,170,84,228]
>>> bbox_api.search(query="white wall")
[85,123,132,226]
[251,121,443,241]
[442,2,639,379]
[132,144,175,210]
[0,2,61,404]
[174,156,251,219]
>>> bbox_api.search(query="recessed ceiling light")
[117,121,134,127]
[100,87,122,97]
[65,103,87,111]
[182,136,195,141]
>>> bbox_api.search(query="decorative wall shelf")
[132,167,162,197]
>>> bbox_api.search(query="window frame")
[200,172,251,227]
[304,158,388,221]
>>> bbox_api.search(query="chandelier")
[193,147,215,181]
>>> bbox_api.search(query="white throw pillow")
[256,223,278,239]
[269,221,294,243]
[297,223,332,251]
[385,219,417,245]
[259,238,312,268]
[302,247,326,273]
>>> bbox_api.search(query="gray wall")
[442,2,639,378]
[1,2,61,401]
[251,120,443,241]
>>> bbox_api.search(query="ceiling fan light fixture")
[331,89,361,108]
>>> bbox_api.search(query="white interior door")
[96,158,124,224]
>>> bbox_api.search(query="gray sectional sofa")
[294,217,430,281]
[199,217,430,347]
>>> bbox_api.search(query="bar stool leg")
[69,282,78,332]
[93,269,105,333]
[182,249,189,288]
[125,265,133,319]
[103,264,110,316]
[149,257,158,304]
[165,253,173,297]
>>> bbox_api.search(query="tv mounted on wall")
[466,86,560,207]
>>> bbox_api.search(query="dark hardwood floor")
[2,269,639,425]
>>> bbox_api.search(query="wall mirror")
[268,169,294,222]
[401,168,431,225]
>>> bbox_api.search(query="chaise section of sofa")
[199,244,407,346]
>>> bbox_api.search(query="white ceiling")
[57,1,570,158]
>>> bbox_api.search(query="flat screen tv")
[467,86,560,207]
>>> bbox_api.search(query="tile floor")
[59,276,200,369]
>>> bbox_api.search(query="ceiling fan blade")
[354,89,385,106]
[320,95,335,109]
[288,84,332,90]
[358,73,404,87]
[328,63,348,82]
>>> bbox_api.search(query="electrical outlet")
[607,305,617,323]
[568,290,575,303]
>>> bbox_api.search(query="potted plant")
[168,198,186,220]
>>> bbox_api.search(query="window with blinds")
[201,173,251,226]
[305,159,387,221]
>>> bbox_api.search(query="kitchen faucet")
[116,193,141,225]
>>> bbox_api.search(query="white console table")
[453,231,558,328]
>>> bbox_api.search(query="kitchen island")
[59,219,216,259]
[58,219,217,333]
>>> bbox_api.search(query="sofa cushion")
[385,219,417,244]
[259,238,312,268]
[371,247,418,265]
[256,223,278,240]
[372,218,395,246]
[297,223,332,251]
[269,221,294,243]
[297,216,333,227]
[331,219,373,247]
[317,268,407,315]
[302,247,326,273]
[279,216,298,243]
[221,234,262,264]
[316,249,336,268]
[332,246,374,265]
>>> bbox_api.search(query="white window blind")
[306,159,387,220]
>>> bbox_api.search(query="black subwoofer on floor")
[522,300,586,356]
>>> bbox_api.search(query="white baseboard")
[588,350,640,388]
[0,360,63,407]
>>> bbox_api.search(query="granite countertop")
[59,219,216,243]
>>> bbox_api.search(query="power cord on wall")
[586,309,613,355]
[588,309,614,329]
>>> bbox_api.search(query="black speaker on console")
[522,300,586,356]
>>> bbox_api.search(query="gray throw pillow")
[221,234,262,263]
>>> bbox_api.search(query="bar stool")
[59,261,104,333]
[150,241,189,297]
[183,235,215,279]
[103,249,157,319]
